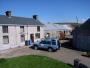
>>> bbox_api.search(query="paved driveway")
[0,46,90,67]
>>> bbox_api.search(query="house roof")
[44,23,72,31]
[55,22,81,30]
[0,15,44,26]
[72,18,90,35]
[80,18,90,30]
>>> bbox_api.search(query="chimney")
[33,15,38,20]
[5,11,11,17]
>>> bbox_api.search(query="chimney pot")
[33,15,38,20]
[5,11,11,17]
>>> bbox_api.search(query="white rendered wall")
[24,25,44,42]
[0,25,44,50]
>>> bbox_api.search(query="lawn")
[0,55,72,68]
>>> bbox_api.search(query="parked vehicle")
[31,38,61,52]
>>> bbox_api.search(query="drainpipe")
[15,25,17,45]
[27,24,28,41]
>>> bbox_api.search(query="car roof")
[42,38,58,41]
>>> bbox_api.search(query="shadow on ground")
[66,63,74,67]
[30,47,57,52]
[61,39,82,51]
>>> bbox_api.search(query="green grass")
[0,55,72,68]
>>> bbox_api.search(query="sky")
[0,0,90,23]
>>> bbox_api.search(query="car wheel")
[34,46,38,50]
[48,48,53,52]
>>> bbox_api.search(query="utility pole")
[76,16,78,24]
[76,16,80,27]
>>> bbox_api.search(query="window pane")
[40,41,46,44]
[21,34,25,42]
[52,40,56,45]
[20,26,24,32]
[46,41,51,45]
[35,33,40,39]
[37,26,40,31]
[3,36,9,44]
[2,26,8,33]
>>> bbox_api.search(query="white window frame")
[2,26,8,33]
[3,35,9,44]
[20,26,24,33]
[35,33,40,39]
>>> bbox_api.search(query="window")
[40,41,51,45]
[3,36,9,44]
[21,34,25,42]
[46,41,51,45]
[35,33,40,39]
[40,41,46,44]
[52,40,56,45]
[20,26,24,32]
[37,26,40,32]
[2,26,8,33]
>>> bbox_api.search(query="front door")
[30,34,34,42]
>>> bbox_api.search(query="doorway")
[30,34,34,42]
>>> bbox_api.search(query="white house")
[0,11,44,50]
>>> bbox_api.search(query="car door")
[51,39,56,46]
[51,39,58,49]
[39,41,46,48]
[45,41,51,49]
[39,41,51,49]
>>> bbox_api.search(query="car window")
[46,41,51,45]
[52,40,56,45]
[40,41,51,45]
[40,41,46,44]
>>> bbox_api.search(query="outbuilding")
[72,18,90,51]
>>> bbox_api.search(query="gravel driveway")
[0,46,90,67]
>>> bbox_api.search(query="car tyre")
[34,46,38,50]
[48,48,53,52]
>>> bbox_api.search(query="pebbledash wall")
[0,25,44,50]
